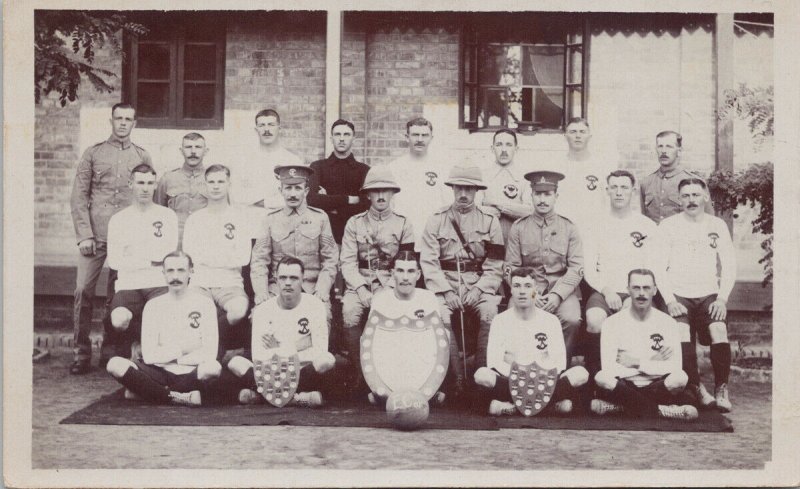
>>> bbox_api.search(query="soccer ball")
[386,390,429,431]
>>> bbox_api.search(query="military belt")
[358,259,392,271]
[439,259,482,272]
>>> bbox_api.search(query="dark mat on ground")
[61,389,733,432]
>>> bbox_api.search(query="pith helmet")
[445,163,487,190]
[360,165,401,193]
[274,164,314,184]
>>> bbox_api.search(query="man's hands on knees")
[708,298,727,322]
[602,287,622,312]
[442,290,463,310]
[356,285,373,308]
[463,287,482,308]
[667,301,688,317]
[78,238,96,256]
[537,293,561,313]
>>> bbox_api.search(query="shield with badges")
[361,310,449,401]
[253,352,301,408]
[508,361,559,416]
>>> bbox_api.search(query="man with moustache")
[69,103,152,374]
[339,166,415,386]
[155,132,210,245]
[640,130,712,224]
[654,178,736,411]
[388,117,450,250]
[249,164,338,322]
[308,119,370,244]
[582,170,659,376]
[473,267,590,416]
[591,269,698,421]
[105,250,221,407]
[106,163,179,363]
[505,171,584,363]
[229,256,337,407]
[479,128,532,241]
[182,165,252,354]
[420,163,505,397]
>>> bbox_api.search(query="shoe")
[657,404,699,421]
[124,389,143,401]
[433,391,446,406]
[693,383,716,408]
[554,399,573,414]
[367,392,378,406]
[238,389,263,405]
[590,399,624,416]
[169,390,201,407]
[69,360,90,375]
[715,383,732,413]
[294,391,323,408]
[488,400,516,416]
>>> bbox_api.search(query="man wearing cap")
[339,165,415,385]
[249,164,338,322]
[419,163,505,395]
[505,170,584,363]
[308,119,370,244]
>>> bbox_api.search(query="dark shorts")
[674,294,723,346]
[110,286,168,316]
[133,359,201,393]
[586,291,630,316]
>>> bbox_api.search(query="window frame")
[123,17,226,130]
[459,14,590,134]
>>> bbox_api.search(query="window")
[124,13,226,129]
[460,13,588,132]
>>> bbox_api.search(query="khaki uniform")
[340,208,415,329]
[640,166,713,223]
[154,164,208,244]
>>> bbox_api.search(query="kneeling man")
[229,256,337,407]
[474,267,589,416]
[592,269,697,420]
[106,251,221,406]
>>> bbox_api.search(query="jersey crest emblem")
[425,171,438,186]
[361,309,449,401]
[297,317,310,335]
[585,175,599,191]
[708,232,719,249]
[535,332,548,350]
[509,361,559,416]
[503,184,519,199]
[224,223,235,240]
[188,311,201,329]
[253,353,300,407]
[152,221,163,237]
[630,231,647,248]
[414,309,425,319]
[650,333,664,351]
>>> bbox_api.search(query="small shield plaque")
[508,361,559,417]
[253,352,301,408]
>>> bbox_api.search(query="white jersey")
[107,205,179,291]
[478,156,532,240]
[251,293,328,364]
[584,211,659,295]
[386,154,450,251]
[600,307,682,386]
[486,307,566,377]
[655,212,736,303]
[370,288,440,320]
[141,289,219,375]
[182,205,253,289]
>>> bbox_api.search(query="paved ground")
[32,352,772,471]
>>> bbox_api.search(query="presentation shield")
[508,361,559,416]
[253,352,301,408]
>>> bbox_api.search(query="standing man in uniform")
[420,163,505,396]
[655,178,736,411]
[505,171,584,363]
[339,165,415,387]
[479,128,532,241]
[640,130,713,224]
[583,170,659,376]
[249,164,338,322]
[154,132,209,246]
[308,119,370,244]
[182,164,252,354]
[69,103,152,374]
[388,117,450,250]
[106,164,179,360]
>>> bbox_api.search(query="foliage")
[35,11,147,106]
[718,84,774,149]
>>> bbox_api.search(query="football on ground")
[386,390,429,431]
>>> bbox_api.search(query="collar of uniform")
[658,164,683,179]
[368,206,393,221]
[180,163,205,176]
[107,135,131,150]
[490,163,520,181]
[283,202,308,216]
[532,210,556,226]
[328,152,356,164]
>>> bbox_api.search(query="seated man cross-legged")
[106,251,222,406]
[592,269,698,421]
[474,267,589,416]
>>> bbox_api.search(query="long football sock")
[710,342,732,387]
[681,342,701,386]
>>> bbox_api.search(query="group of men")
[69,103,736,420]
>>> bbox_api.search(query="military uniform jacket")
[640,165,713,223]
[506,211,584,300]
[70,136,152,244]
[250,203,338,298]
[419,204,505,295]
[154,164,208,238]
[340,207,415,292]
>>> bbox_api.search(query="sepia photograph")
[5,0,800,487]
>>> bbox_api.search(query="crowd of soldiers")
[68,103,736,420]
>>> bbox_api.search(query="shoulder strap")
[449,215,477,261]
